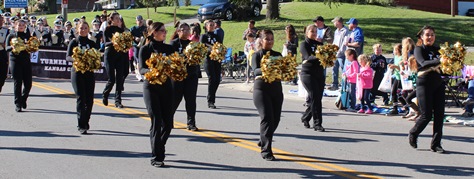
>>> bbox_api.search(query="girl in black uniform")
[170,23,200,131]
[67,21,99,134]
[139,22,175,167]
[102,12,129,108]
[300,25,325,131]
[200,20,221,109]
[0,16,9,93]
[252,29,283,161]
[409,25,446,153]
[6,19,32,112]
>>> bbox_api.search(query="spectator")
[342,49,359,112]
[462,78,474,117]
[189,24,201,42]
[242,20,258,40]
[386,43,403,115]
[312,16,333,44]
[284,24,298,56]
[370,44,389,106]
[214,19,224,43]
[130,15,147,81]
[329,16,349,90]
[345,18,364,56]
[357,54,374,114]
[244,33,256,60]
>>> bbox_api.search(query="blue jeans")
[332,57,345,88]
[465,80,474,112]
[349,82,357,109]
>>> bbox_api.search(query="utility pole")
[451,0,456,17]
[62,0,68,21]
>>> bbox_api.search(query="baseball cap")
[331,17,343,23]
[136,15,143,21]
[312,16,324,22]
[346,18,358,25]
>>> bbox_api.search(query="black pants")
[361,89,373,110]
[0,50,8,92]
[10,59,32,107]
[400,89,416,106]
[300,72,325,127]
[143,80,174,162]
[391,79,401,103]
[409,76,445,148]
[171,69,199,126]
[253,79,283,158]
[371,74,389,103]
[103,49,127,103]
[204,59,221,103]
[71,69,95,130]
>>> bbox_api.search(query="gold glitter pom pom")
[261,51,282,83]
[72,47,102,73]
[26,37,40,53]
[167,52,188,81]
[315,44,339,68]
[439,41,466,75]
[281,53,298,82]
[11,38,27,55]
[209,42,227,63]
[184,42,208,66]
[112,31,134,53]
[144,53,170,85]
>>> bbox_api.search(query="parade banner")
[31,49,108,81]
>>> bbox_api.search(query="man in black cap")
[214,19,224,43]
[313,16,333,44]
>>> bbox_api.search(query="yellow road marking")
[32,82,382,179]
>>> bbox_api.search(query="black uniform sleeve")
[251,51,262,77]
[300,41,317,62]
[5,34,14,52]
[66,40,78,62]
[139,45,150,75]
[415,46,440,69]
[104,27,113,47]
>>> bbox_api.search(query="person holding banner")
[66,21,99,134]
[0,16,10,93]
[102,12,128,108]
[138,22,175,167]
[5,19,32,112]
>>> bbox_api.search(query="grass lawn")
[41,6,199,28]
[221,2,474,64]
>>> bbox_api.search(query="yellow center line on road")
[32,82,382,179]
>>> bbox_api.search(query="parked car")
[466,9,474,16]
[197,0,262,22]
[262,0,283,3]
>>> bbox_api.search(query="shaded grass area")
[43,6,199,28]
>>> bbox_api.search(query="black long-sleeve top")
[299,37,324,74]
[251,49,282,77]
[66,36,100,62]
[415,44,441,72]
[104,26,124,48]
[286,37,298,55]
[170,38,199,76]
[370,54,387,76]
[200,31,221,48]
[89,30,103,45]
[6,31,31,61]
[51,29,65,47]
[139,39,175,76]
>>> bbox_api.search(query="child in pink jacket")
[357,54,374,114]
[342,49,359,111]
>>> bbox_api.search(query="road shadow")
[166,159,404,178]
[0,130,78,138]
[177,109,259,117]
[25,108,147,119]
[171,133,257,144]
[91,130,149,137]
[0,147,149,158]
[277,153,474,177]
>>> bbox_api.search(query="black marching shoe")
[151,160,165,167]
[208,102,216,109]
[115,102,123,108]
[187,125,199,131]
[314,126,325,132]
[102,94,109,106]
[431,146,445,153]
[15,106,22,112]
[303,120,310,129]
[78,128,88,135]
[22,102,27,109]
[257,141,262,147]
[408,134,418,148]
[262,155,275,161]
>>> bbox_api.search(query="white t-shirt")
[99,21,107,32]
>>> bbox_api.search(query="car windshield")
[209,0,228,3]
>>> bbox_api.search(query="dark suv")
[197,0,262,22]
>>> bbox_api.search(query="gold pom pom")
[11,38,27,55]
[261,51,282,83]
[315,44,339,68]
[439,41,466,75]
[144,53,170,85]
[209,42,227,63]
[26,37,40,53]
[72,47,102,73]
[184,42,208,66]
[112,31,134,53]
[167,52,188,81]
[281,53,298,82]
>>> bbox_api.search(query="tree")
[266,0,279,20]
[47,0,58,14]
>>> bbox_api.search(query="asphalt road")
[0,75,473,178]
